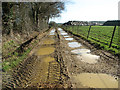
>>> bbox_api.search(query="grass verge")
[62,26,119,56]
[2,35,39,72]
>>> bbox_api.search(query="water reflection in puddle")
[37,47,55,55]
[73,73,118,88]
[77,54,99,64]
[63,35,70,38]
[65,38,73,41]
[42,39,55,44]
[50,29,55,35]
[58,28,68,35]
[58,28,63,31]
[43,56,55,63]
[71,49,90,55]
[60,31,66,34]
[68,42,82,48]
[61,33,68,35]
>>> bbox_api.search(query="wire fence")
[63,25,119,49]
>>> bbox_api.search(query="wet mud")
[5,28,119,89]
[58,28,119,88]
[37,46,55,55]
[42,38,55,45]
[5,28,70,88]
[72,73,118,88]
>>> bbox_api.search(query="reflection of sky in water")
[77,54,100,64]
[58,28,63,31]
[68,42,82,48]
[60,31,66,33]
[58,28,68,35]
[61,33,68,35]
[65,38,73,41]
[71,49,90,55]
[50,29,55,35]
[63,35,70,38]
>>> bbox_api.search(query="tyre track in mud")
[5,28,71,89]
[4,29,51,88]
[4,27,119,89]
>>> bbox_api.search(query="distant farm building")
[63,21,104,26]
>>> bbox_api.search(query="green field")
[63,25,119,55]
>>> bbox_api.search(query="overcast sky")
[50,0,120,23]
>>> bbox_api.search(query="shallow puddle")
[50,29,55,35]
[63,35,70,38]
[77,54,99,64]
[43,56,55,63]
[51,29,55,32]
[42,39,55,44]
[68,42,82,48]
[37,47,55,55]
[71,49,90,55]
[65,38,74,41]
[50,33,54,35]
[73,73,118,88]
[61,32,68,35]
[60,30,65,32]
[58,28,63,31]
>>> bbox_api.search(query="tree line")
[2,1,64,36]
[103,20,120,26]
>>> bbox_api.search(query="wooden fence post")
[77,25,79,34]
[109,25,116,48]
[87,25,92,39]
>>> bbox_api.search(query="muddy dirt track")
[4,28,119,89]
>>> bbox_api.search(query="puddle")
[71,49,90,55]
[51,29,55,32]
[61,32,68,35]
[43,56,55,63]
[60,32,66,34]
[68,42,82,48]
[58,28,68,35]
[42,39,55,44]
[37,47,55,55]
[73,73,118,88]
[77,54,99,64]
[61,31,64,32]
[50,29,55,35]
[60,31,65,33]
[63,35,70,38]
[65,38,73,41]
[58,28,63,31]
[50,33,55,35]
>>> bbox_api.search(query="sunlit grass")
[63,25,119,55]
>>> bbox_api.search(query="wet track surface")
[5,28,119,88]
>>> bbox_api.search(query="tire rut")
[4,28,71,89]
